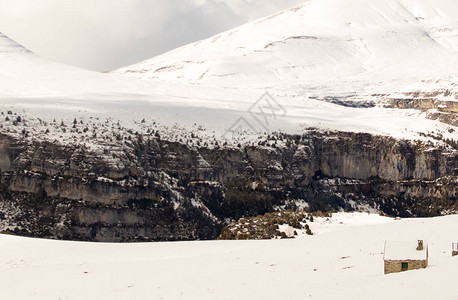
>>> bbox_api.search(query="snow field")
[1,213,458,299]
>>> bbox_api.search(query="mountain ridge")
[112,0,458,104]
[0,32,31,54]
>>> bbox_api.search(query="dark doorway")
[401,262,408,271]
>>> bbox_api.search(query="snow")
[1,213,458,299]
[384,240,428,261]
[307,212,395,235]
[0,32,161,97]
[113,0,458,103]
[0,90,455,150]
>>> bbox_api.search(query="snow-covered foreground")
[1,213,457,299]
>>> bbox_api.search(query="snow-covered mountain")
[0,32,149,96]
[0,0,456,144]
[0,1,456,245]
[1,0,457,141]
[113,0,458,103]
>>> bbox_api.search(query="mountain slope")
[0,32,146,96]
[113,0,458,103]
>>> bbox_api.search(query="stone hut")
[383,240,428,274]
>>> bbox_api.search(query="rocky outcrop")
[218,211,313,240]
[384,98,458,126]
[0,131,456,241]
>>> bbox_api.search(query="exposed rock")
[218,211,312,240]
[383,98,458,126]
[0,130,456,242]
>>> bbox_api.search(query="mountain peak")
[0,32,31,54]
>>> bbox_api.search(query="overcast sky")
[0,0,304,72]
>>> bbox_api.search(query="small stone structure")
[383,240,428,274]
[453,243,458,257]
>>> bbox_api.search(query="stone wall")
[384,259,428,274]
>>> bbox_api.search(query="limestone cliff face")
[385,98,458,126]
[0,131,456,241]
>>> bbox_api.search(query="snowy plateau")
[0,0,458,298]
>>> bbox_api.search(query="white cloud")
[0,0,303,71]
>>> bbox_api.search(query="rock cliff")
[0,130,456,241]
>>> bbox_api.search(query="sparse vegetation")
[418,131,458,150]
[218,210,313,240]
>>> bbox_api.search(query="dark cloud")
[0,0,303,71]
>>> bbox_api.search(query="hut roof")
[384,241,428,260]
